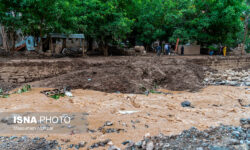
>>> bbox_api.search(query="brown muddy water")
[0,86,249,149]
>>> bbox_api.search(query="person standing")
[164,43,169,55]
[219,45,223,55]
[156,45,162,56]
[223,46,227,56]
[181,45,184,55]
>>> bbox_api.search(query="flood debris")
[66,141,86,149]
[204,69,250,86]
[89,139,111,149]
[126,119,250,150]
[0,88,9,98]
[238,99,250,107]
[98,126,125,134]
[16,84,31,94]
[0,136,58,150]
[0,84,31,98]
[118,110,139,114]
[41,86,73,99]
[104,121,113,126]
[41,89,65,99]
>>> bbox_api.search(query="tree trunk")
[49,37,53,52]
[82,39,86,56]
[0,26,9,51]
[62,38,66,50]
[103,45,108,56]
[12,31,16,51]
[39,34,43,52]
[38,23,43,51]
[242,15,248,55]
[87,37,93,51]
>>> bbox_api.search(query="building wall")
[178,45,200,55]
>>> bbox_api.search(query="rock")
[104,121,113,126]
[65,91,73,97]
[144,133,151,138]
[87,128,96,133]
[122,140,131,145]
[204,78,209,82]
[244,82,250,86]
[89,139,111,149]
[240,118,250,125]
[9,136,17,140]
[135,141,142,148]
[125,119,250,150]
[228,139,240,145]
[227,81,238,86]
[209,146,230,150]
[75,144,80,149]
[108,145,121,150]
[134,46,145,53]
[146,141,154,150]
[240,118,248,125]
[181,101,191,107]
[78,141,86,148]
[232,131,240,138]
[1,114,19,125]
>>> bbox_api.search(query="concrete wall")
[178,45,200,55]
[66,38,82,48]
[189,56,250,70]
[0,60,84,83]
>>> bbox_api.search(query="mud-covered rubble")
[125,119,250,150]
[204,69,250,86]
[0,119,249,150]
[0,136,58,150]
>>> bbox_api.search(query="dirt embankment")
[0,56,249,93]
[27,57,206,93]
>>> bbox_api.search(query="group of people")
[155,43,184,56]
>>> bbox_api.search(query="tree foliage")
[0,0,248,52]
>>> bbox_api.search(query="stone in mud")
[146,141,154,150]
[108,145,121,150]
[89,139,111,149]
[244,82,250,86]
[181,101,191,107]
[227,81,238,86]
[78,141,86,148]
[126,119,250,150]
[104,121,113,126]
[122,140,132,145]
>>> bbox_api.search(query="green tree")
[77,0,133,56]
[21,0,78,50]
[194,0,246,46]
[0,0,24,50]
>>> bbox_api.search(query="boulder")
[134,46,145,53]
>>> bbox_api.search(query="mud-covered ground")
[28,57,206,93]
[0,86,249,149]
[0,55,249,149]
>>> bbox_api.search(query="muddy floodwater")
[0,86,249,149]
